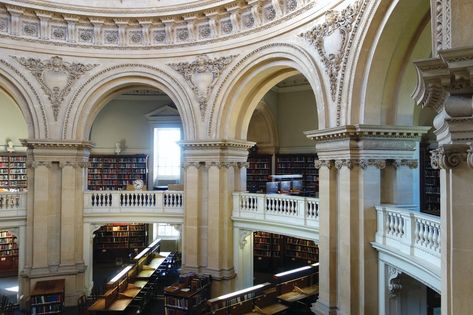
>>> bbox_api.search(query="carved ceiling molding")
[300,0,367,125]
[0,58,48,137]
[0,0,313,49]
[432,0,451,55]
[168,54,237,119]
[12,55,97,121]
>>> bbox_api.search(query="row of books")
[90,157,147,163]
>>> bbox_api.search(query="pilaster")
[414,47,473,315]
[181,140,254,285]
[306,125,427,315]
[20,139,93,306]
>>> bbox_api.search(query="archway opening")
[0,87,29,305]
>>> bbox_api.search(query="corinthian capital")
[430,144,468,169]
[314,159,333,169]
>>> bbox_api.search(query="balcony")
[0,192,27,219]
[373,205,441,291]
[83,190,184,217]
[232,192,319,240]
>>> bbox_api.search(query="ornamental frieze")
[12,55,97,121]
[168,54,237,119]
[0,0,313,49]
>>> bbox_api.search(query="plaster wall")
[0,89,28,152]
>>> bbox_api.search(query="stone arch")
[209,42,328,140]
[0,60,47,139]
[63,64,198,141]
[348,0,431,126]
[247,100,279,153]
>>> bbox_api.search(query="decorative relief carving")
[287,0,298,12]
[78,28,93,43]
[51,26,66,40]
[177,28,189,41]
[154,30,166,42]
[206,161,239,169]
[199,25,211,39]
[239,229,252,250]
[0,18,9,33]
[104,30,118,44]
[13,55,97,121]
[433,0,451,54]
[314,159,333,169]
[301,0,365,103]
[331,159,386,170]
[129,30,143,44]
[242,14,254,28]
[23,22,38,37]
[387,265,403,297]
[264,6,276,21]
[183,161,204,169]
[221,20,233,34]
[169,54,237,119]
[334,159,353,170]
[391,159,418,169]
[430,144,468,170]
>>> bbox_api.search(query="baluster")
[422,220,429,247]
[427,222,434,249]
[91,194,95,207]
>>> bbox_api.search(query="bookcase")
[275,154,318,197]
[247,154,272,193]
[93,223,148,264]
[164,273,211,315]
[87,154,148,191]
[420,144,440,216]
[253,232,282,270]
[0,154,27,191]
[30,279,65,315]
[0,230,18,277]
[254,232,318,271]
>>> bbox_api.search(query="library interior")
[0,0,471,314]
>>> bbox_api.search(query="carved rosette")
[168,54,237,119]
[300,0,365,103]
[430,144,468,170]
[12,56,97,121]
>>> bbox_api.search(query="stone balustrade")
[0,191,27,217]
[84,190,184,214]
[375,205,441,268]
[233,192,319,228]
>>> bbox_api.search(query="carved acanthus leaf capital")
[12,55,97,121]
[239,229,252,250]
[430,144,468,169]
[387,265,403,297]
[183,161,203,169]
[314,159,333,169]
[391,159,418,169]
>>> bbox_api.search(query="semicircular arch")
[209,42,328,140]
[64,64,198,141]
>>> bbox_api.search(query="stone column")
[181,140,253,294]
[20,139,92,306]
[414,48,473,315]
[306,125,427,315]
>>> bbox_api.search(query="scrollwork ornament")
[58,161,77,169]
[467,145,473,169]
[431,145,467,169]
[12,55,97,121]
[239,230,252,250]
[334,159,353,170]
[183,161,203,169]
[168,55,237,119]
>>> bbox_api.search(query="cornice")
[0,0,315,50]
[20,139,94,150]
[305,125,431,142]
[180,139,255,150]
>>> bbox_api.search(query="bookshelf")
[30,279,65,315]
[247,155,272,193]
[87,154,148,191]
[254,232,318,272]
[0,230,18,277]
[164,273,211,315]
[0,154,27,191]
[93,223,148,264]
[253,232,282,270]
[420,144,440,216]
[275,154,318,197]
